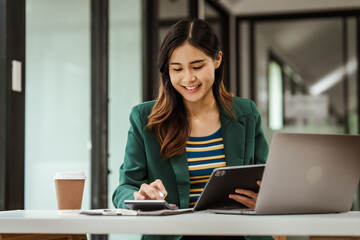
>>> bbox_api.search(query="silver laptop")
[209,133,360,215]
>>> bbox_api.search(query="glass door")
[253,17,359,210]
[254,17,358,139]
[25,0,91,210]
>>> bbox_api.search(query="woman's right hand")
[133,179,168,200]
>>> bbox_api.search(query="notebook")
[199,133,360,215]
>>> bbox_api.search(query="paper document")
[79,208,193,216]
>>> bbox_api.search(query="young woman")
[113,19,272,240]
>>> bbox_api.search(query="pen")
[158,189,164,198]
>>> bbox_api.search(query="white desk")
[0,210,360,237]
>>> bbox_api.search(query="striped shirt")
[186,128,226,207]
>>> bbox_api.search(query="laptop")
[196,133,360,215]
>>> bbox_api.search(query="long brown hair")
[147,19,235,161]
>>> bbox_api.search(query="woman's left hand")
[228,180,261,209]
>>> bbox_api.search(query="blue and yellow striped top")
[186,128,226,207]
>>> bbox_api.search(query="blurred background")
[1,0,360,239]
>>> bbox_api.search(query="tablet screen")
[193,164,265,211]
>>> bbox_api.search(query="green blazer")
[113,97,272,240]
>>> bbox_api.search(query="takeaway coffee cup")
[54,172,85,210]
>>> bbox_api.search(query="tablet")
[124,200,178,211]
[193,164,265,211]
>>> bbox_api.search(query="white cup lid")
[54,172,86,180]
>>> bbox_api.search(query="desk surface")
[0,210,360,236]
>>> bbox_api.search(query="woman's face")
[168,41,222,105]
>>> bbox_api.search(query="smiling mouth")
[184,85,201,90]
